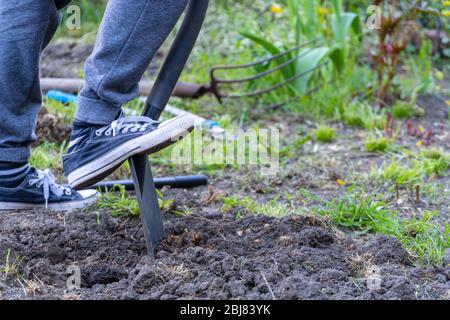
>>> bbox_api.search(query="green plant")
[93,186,172,217]
[315,125,335,143]
[279,136,311,159]
[374,159,422,186]
[392,100,413,119]
[399,212,450,266]
[316,194,400,234]
[239,0,361,95]
[342,100,386,129]
[221,195,294,218]
[30,142,66,172]
[315,192,450,266]
[417,148,450,176]
[364,134,390,152]
[371,0,440,104]
[0,249,23,279]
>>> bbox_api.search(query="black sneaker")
[0,168,98,212]
[63,114,195,189]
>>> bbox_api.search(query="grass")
[341,101,386,130]
[315,193,450,267]
[91,185,173,218]
[221,195,295,218]
[372,159,422,186]
[314,126,335,143]
[392,101,413,119]
[364,135,390,153]
[0,249,23,280]
[369,148,449,189]
[416,148,450,177]
[29,142,66,173]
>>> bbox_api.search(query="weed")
[392,100,413,119]
[371,1,439,103]
[221,195,294,218]
[373,159,422,186]
[364,134,390,153]
[0,249,23,280]
[416,148,450,177]
[342,100,386,130]
[315,192,450,266]
[173,206,194,216]
[280,136,311,159]
[92,186,172,217]
[315,125,335,143]
[399,213,450,267]
[30,142,66,172]
[316,194,401,235]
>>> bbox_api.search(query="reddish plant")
[371,0,439,105]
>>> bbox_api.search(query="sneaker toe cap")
[78,189,100,199]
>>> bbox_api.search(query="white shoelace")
[28,169,72,208]
[95,116,159,137]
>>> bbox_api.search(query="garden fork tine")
[209,38,327,101]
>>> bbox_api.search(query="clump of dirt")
[34,107,72,146]
[0,208,448,300]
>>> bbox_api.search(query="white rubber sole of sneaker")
[0,190,99,213]
[67,114,195,189]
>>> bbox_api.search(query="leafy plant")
[315,125,335,143]
[370,0,441,104]
[416,148,450,176]
[221,195,294,218]
[375,159,422,186]
[239,0,361,95]
[342,100,386,129]
[392,100,413,119]
[364,134,390,153]
[30,142,66,173]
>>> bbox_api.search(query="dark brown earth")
[0,205,449,300]
[40,41,163,79]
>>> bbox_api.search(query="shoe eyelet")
[95,130,101,136]
[65,189,72,196]
[105,131,111,136]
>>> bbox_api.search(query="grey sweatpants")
[0,0,187,163]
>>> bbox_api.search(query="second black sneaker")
[63,114,195,189]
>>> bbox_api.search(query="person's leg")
[0,0,60,165]
[0,1,98,211]
[75,0,188,125]
[64,0,195,189]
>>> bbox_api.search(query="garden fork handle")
[143,0,210,121]
[130,0,209,256]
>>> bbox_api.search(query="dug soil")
[1,205,449,300]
